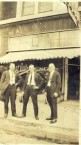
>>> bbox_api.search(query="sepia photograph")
[0,0,80,144]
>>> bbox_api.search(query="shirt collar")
[50,70,54,75]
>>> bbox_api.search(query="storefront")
[0,5,80,101]
[0,46,80,101]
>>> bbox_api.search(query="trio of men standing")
[0,63,61,124]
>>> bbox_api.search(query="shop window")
[8,35,33,52]
[39,34,50,48]
[60,30,78,47]
[32,35,39,47]
[38,2,53,13]
[22,2,35,16]
[50,33,59,48]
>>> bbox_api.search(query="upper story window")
[22,2,35,16]
[38,2,53,13]
[0,2,17,20]
[78,2,81,7]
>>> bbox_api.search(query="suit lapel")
[8,70,10,81]
[26,73,31,83]
[52,72,55,79]
[52,71,57,83]
[34,72,36,80]
[48,71,56,82]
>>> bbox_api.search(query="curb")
[7,117,79,144]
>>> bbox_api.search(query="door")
[68,58,80,100]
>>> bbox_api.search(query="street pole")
[79,55,81,145]
[79,29,81,145]
[64,57,68,101]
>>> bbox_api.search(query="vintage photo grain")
[0,0,80,144]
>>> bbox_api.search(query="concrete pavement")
[0,93,79,144]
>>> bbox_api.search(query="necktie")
[49,73,52,81]
[48,73,52,86]
[12,72,14,78]
[30,73,32,84]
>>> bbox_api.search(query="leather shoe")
[35,116,39,120]
[4,113,8,118]
[50,119,57,124]
[46,117,53,120]
[20,114,26,118]
[12,114,19,117]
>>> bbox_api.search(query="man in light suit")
[1,63,22,118]
[21,64,44,120]
[45,63,61,123]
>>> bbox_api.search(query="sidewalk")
[0,94,79,144]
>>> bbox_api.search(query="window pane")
[38,2,53,13]
[23,2,34,7]
[22,2,35,16]
[78,2,81,6]
[0,2,17,20]
[32,35,39,47]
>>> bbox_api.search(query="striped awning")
[0,48,80,63]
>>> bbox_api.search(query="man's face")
[29,65,34,73]
[10,64,15,71]
[48,65,55,72]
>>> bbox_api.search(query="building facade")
[0,1,80,101]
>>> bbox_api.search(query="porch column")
[64,57,68,101]
[79,55,81,144]
[62,58,65,100]
[79,29,81,145]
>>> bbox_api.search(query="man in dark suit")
[1,63,22,118]
[21,64,44,120]
[45,63,61,123]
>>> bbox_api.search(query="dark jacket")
[46,70,61,97]
[0,70,23,95]
[24,71,44,91]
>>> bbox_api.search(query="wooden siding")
[8,30,79,52]
[0,16,77,55]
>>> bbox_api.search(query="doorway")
[68,57,80,100]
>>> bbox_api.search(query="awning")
[0,48,80,63]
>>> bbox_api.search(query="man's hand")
[21,91,24,96]
[54,92,58,97]
[44,92,47,96]
[15,83,18,87]
[33,86,39,89]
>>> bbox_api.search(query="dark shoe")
[20,114,26,118]
[46,117,53,120]
[4,113,8,118]
[12,114,19,117]
[35,116,39,120]
[50,119,57,124]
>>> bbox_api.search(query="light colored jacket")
[1,70,22,95]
